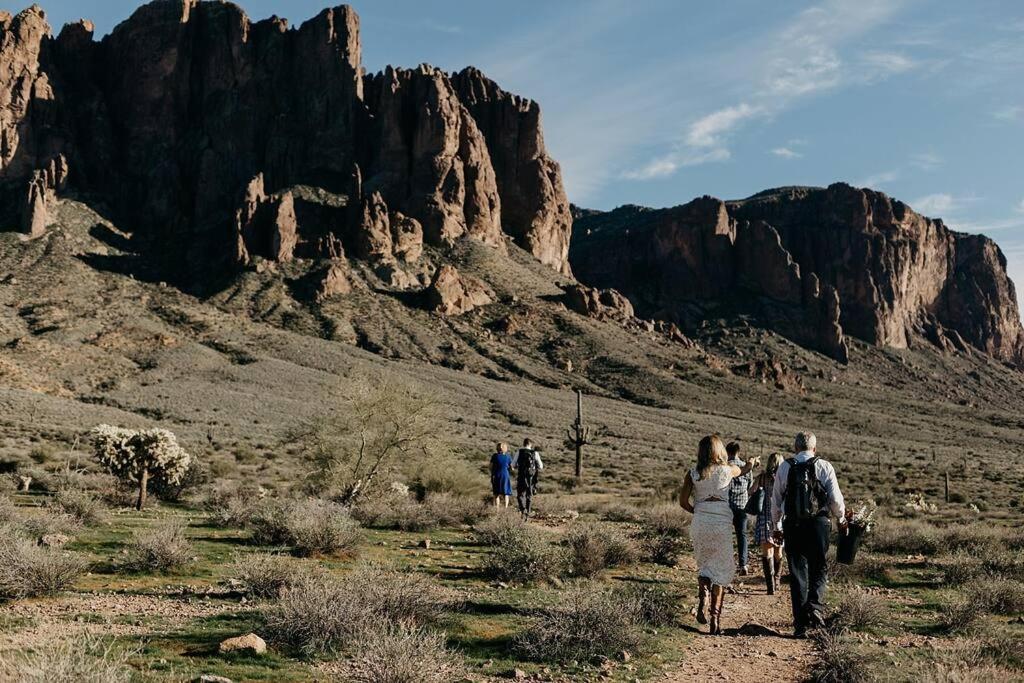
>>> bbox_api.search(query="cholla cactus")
[91,425,191,510]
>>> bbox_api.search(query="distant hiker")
[751,451,785,594]
[726,441,752,576]
[680,435,759,635]
[771,432,847,638]
[490,442,513,508]
[515,438,544,520]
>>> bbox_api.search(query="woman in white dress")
[680,434,759,634]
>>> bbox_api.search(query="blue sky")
[33,0,1024,293]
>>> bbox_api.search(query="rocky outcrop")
[21,153,67,236]
[731,358,805,393]
[425,265,493,315]
[452,68,573,274]
[0,2,573,283]
[316,260,352,300]
[571,184,1024,367]
[564,283,634,321]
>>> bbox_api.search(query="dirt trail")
[663,561,816,683]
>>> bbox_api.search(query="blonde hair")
[496,442,508,453]
[765,451,784,474]
[696,434,728,480]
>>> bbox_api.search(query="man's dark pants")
[516,477,533,516]
[731,505,748,568]
[784,515,831,629]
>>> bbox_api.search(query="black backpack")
[517,449,538,479]
[784,457,827,521]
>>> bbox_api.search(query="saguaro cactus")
[566,389,591,481]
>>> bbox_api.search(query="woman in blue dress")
[490,442,513,508]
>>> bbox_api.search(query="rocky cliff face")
[0,2,573,285]
[571,184,1024,367]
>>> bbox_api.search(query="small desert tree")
[90,426,191,510]
[286,376,440,504]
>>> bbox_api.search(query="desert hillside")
[0,2,1023,682]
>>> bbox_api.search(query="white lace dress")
[689,465,736,586]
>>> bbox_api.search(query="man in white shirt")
[771,431,847,638]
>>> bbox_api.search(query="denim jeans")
[731,505,748,568]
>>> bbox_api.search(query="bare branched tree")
[285,375,442,504]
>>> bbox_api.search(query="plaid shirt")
[728,457,751,509]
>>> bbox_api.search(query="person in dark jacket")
[514,438,544,520]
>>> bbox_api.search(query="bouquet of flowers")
[847,499,878,533]
[838,499,877,565]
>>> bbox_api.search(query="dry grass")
[868,517,941,556]
[811,629,872,683]
[231,552,312,599]
[482,521,565,583]
[283,499,361,557]
[831,587,888,632]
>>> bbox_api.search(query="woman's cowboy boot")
[773,561,782,593]
[762,556,775,595]
[696,576,710,625]
[709,584,724,635]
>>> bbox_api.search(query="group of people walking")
[489,439,544,519]
[487,430,847,639]
[681,432,847,637]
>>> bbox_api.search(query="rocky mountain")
[571,184,1024,368]
[0,1,573,290]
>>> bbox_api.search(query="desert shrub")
[265,565,458,657]
[977,577,1024,615]
[205,484,260,528]
[232,553,308,599]
[619,583,677,627]
[938,596,979,634]
[422,493,483,528]
[564,522,638,577]
[408,456,483,499]
[868,518,940,556]
[941,553,984,586]
[247,499,293,546]
[831,587,887,632]
[944,524,1008,555]
[283,499,361,557]
[981,550,1024,581]
[48,489,106,526]
[515,584,641,662]
[834,553,894,585]
[600,501,645,523]
[0,533,85,600]
[483,522,564,583]
[122,520,192,573]
[27,444,56,464]
[812,630,872,683]
[639,504,690,566]
[0,633,137,682]
[921,663,1007,683]
[346,623,464,683]
[17,508,81,540]
[472,510,524,547]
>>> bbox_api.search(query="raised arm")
[679,471,695,514]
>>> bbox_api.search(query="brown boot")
[709,584,724,635]
[696,576,710,625]
[763,556,775,595]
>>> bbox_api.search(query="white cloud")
[686,104,761,147]
[764,42,842,97]
[912,193,956,215]
[910,152,943,171]
[771,147,802,159]
[995,105,1023,121]
[857,170,900,188]
[622,148,731,180]
[859,51,919,78]
[1015,199,1024,214]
